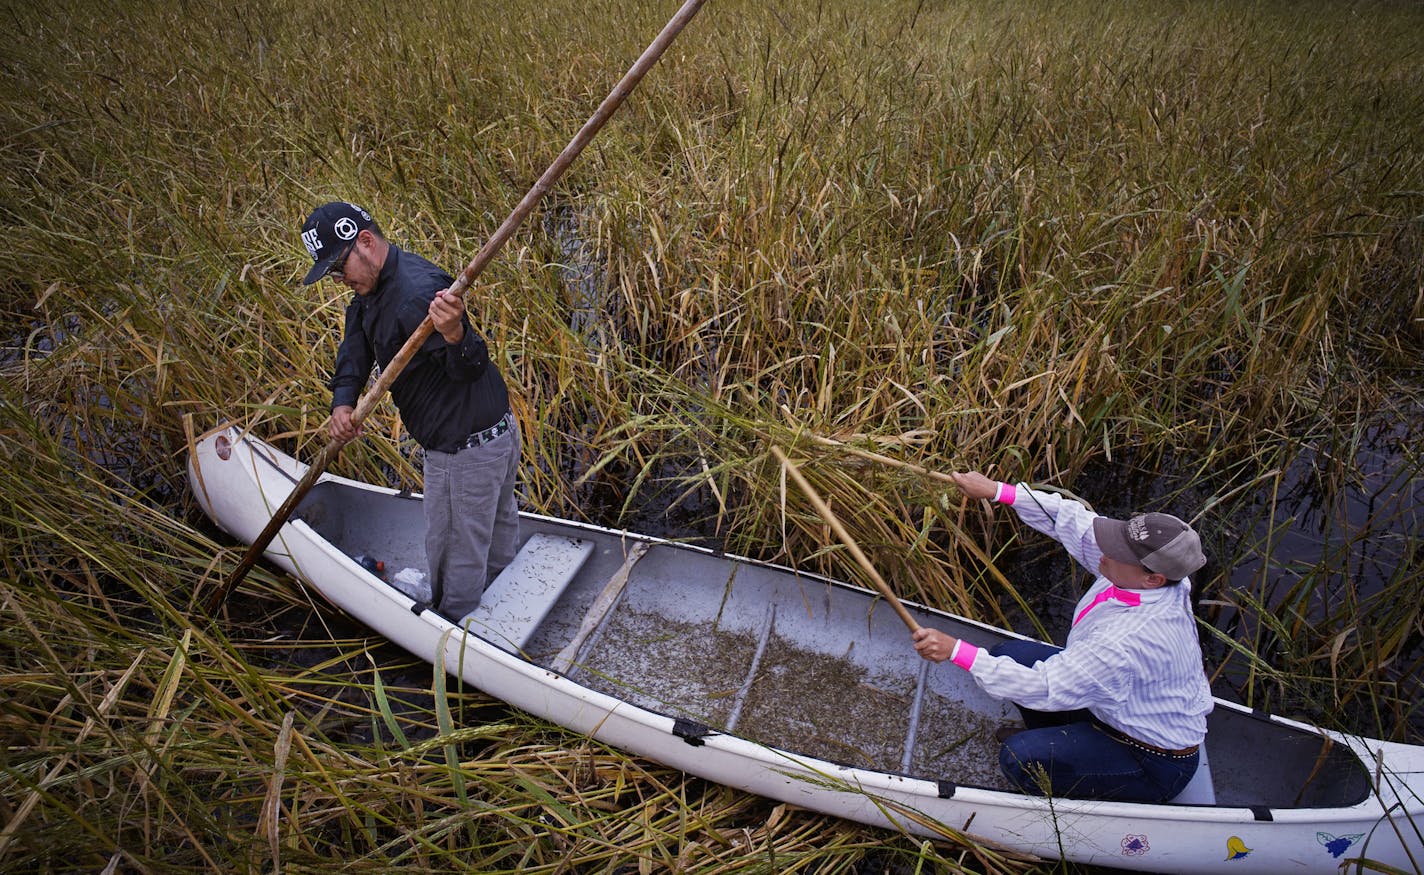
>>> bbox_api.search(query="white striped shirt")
[951,484,1212,750]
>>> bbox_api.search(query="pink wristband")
[994,482,1017,505]
[950,640,979,671]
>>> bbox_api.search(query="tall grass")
[2,0,1421,870]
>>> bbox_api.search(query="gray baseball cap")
[1093,512,1206,580]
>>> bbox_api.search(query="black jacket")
[330,245,509,452]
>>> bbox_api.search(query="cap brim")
[301,255,337,285]
[1092,516,1140,564]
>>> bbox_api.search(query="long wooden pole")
[769,446,921,633]
[207,0,710,613]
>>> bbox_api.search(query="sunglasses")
[327,242,357,280]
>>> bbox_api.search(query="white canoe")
[187,425,1424,874]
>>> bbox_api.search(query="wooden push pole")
[207,0,710,613]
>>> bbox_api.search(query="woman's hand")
[912,627,960,663]
[950,471,1000,501]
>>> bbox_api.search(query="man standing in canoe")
[300,201,520,622]
[913,471,1211,803]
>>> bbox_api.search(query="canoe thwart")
[900,659,933,774]
[722,602,776,733]
[550,541,651,673]
[460,533,594,650]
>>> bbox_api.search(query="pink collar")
[1073,584,1142,626]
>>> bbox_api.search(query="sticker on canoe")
[1121,834,1150,856]
[1224,836,1252,860]
[1318,832,1364,859]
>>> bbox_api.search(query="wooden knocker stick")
[807,433,959,486]
[770,445,921,633]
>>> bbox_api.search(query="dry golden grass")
[2,0,1421,871]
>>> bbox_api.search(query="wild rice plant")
[2,0,1421,870]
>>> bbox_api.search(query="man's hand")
[950,471,999,501]
[430,288,466,344]
[912,627,960,663]
[330,405,363,444]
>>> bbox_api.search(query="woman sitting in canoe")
[912,471,1211,803]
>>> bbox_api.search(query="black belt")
[455,411,512,452]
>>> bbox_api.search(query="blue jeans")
[991,640,1199,802]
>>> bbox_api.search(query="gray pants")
[423,419,521,619]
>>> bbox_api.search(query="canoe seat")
[1168,742,1215,805]
[459,533,594,650]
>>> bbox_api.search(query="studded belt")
[1097,721,1199,757]
[455,411,512,452]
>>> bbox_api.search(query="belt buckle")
[463,413,508,451]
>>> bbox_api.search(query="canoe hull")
[187,427,1424,874]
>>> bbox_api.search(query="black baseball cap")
[299,201,374,284]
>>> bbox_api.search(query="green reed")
[2,0,1421,870]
